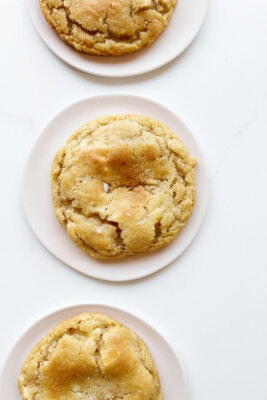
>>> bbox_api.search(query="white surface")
[25,0,208,77]
[1,0,267,399]
[22,94,208,281]
[0,303,187,399]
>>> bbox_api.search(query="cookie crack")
[153,221,162,243]
[66,211,126,255]
[35,337,60,392]
[52,6,154,44]
[105,219,125,250]
[136,340,155,381]
[94,330,104,376]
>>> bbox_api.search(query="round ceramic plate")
[0,304,188,400]
[25,0,208,77]
[22,94,209,281]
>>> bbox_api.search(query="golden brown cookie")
[39,0,178,55]
[51,114,197,259]
[18,312,162,400]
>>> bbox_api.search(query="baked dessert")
[39,0,178,55]
[51,114,197,259]
[18,312,162,400]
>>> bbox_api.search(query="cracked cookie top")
[51,114,196,259]
[18,312,162,400]
[39,0,178,55]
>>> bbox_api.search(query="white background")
[1,0,267,399]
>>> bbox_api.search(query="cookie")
[18,312,162,400]
[39,0,178,55]
[51,114,196,259]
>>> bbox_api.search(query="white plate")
[22,94,209,281]
[0,304,188,400]
[25,0,208,77]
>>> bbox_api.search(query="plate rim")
[0,302,189,400]
[22,93,209,282]
[24,0,209,77]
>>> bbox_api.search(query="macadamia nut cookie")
[39,0,178,55]
[18,313,162,400]
[51,114,196,259]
